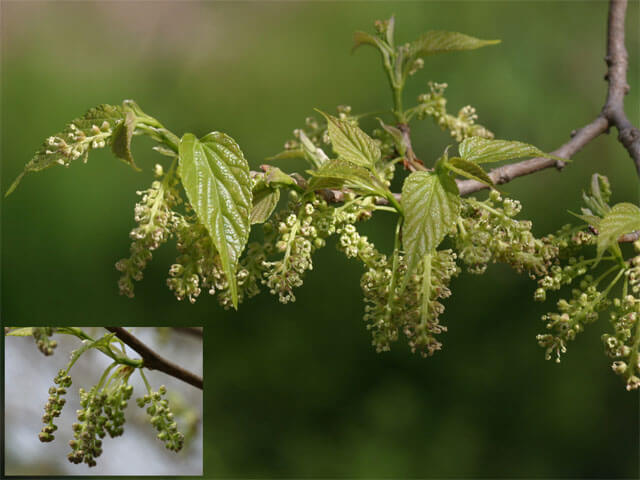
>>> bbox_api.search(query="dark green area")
[2,1,638,478]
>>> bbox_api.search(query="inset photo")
[4,326,203,476]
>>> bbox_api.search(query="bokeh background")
[2,1,638,478]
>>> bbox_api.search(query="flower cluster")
[539,223,596,262]
[68,374,134,467]
[167,215,265,308]
[401,251,459,357]
[455,192,557,276]
[415,82,493,141]
[33,327,57,356]
[262,195,339,303]
[603,250,640,390]
[44,120,113,166]
[137,385,185,452]
[116,167,181,298]
[603,292,640,390]
[103,381,134,437]
[336,214,459,356]
[68,386,108,466]
[536,277,608,363]
[39,369,71,443]
[533,255,597,302]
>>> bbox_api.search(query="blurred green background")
[2,1,639,478]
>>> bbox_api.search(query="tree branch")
[603,0,640,175]
[458,0,639,194]
[620,230,640,243]
[171,326,203,339]
[457,116,609,195]
[106,327,203,390]
[258,0,638,239]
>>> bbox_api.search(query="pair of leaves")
[178,132,252,309]
[308,112,397,205]
[353,20,499,79]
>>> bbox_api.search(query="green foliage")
[308,159,388,199]
[531,174,640,390]
[6,16,640,400]
[250,182,280,225]
[443,156,495,186]
[408,30,500,58]
[458,136,564,164]
[320,110,381,169]
[178,132,252,309]
[401,170,460,275]
[111,111,139,169]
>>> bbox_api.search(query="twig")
[458,0,639,194]
[171,327,203,339]
[620,230,640,243]
[258,0,638,239]
[603,0,640,175]
[106,327,203,390]
[457,117,609,195]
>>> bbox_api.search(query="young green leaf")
[582,173,611,217]
[401,171,460,275]
[266,149,305,162]
[307,159,387,197]
[317,110,380,169]
[178,132,252,309]
[262,165,299,189]
[352,31,389,55]
[251,185,280,225]
[597,202,640,259]
[111,111,140,170]
[299,130,330,168]
[6,104,126,197]
[5,327,34,337]
[569,211,602,229]
[444,157,494,186]
[409,31,500,58]
[458,137,565,165]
